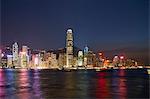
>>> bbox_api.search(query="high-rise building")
[19,46,29,68]
[39,50,47,68]
[33,54,40,67]
[50,52,58,69]
[58,53,66,69]
[22,46,28,52]
[87,51,97,67]
[83,46,89,66]
[66,29,73,68]
[20,52,27,68]
[7,55,13,67]
[1,56,7,68]
[0,49,2,66]
[84,46,89,56]
[119,56,125,66]
[113,55,119,66]
[28,48,32,62]
[78,51,83,66]
[45,52,51,68]
[12,42,19,66]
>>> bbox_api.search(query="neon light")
[7,55,13,58]
[120,56,124,59]
[1,53,4,57]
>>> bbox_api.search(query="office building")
[12,42,19,66]
[19,46,29,68]
[66,29,73,68]
[78,51,83,66]
[7,55,13,67]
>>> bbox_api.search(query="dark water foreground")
[0,69,149,99]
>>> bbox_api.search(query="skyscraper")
[0,49,2,66]
[7,55,13,67]
[12,42,19,66]
[84,46,89,56]
[20,46,29,68]
[22,46,28,52]
[78,51,83,66]
[66,29,73,68]
[83,46,89,66]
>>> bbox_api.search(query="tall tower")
[78,51,83,66]
[66,29,73,68]
[0,49,2,66]
[12,42,19,66]
[20,46,29,68]
[84,46,89,66]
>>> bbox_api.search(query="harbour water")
[0,69,149,99]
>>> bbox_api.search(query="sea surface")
[0,68,149,99]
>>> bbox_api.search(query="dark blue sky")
[1,0,149,64]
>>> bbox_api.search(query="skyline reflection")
[111,70,127,99]
[96,72,111,98]
[32,69,42,98]
[17,69,31,99]
[0,69,6,97]
[0,69,149,98]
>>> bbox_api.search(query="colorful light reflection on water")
[0,69,149,98]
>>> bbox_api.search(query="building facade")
[12,42,19,66]
[7,55,13,67]
[78,50,83,66]
[66,29,73,68]
[20,46,29,68]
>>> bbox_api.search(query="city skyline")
[1,27,149,65]
[0,28,148,66]
[1,0,149,65]
[0,1,149,99]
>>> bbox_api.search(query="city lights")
[0,29,145,70]
[120,56,124,60]
[0,0,149,99]
[1,53,4,57]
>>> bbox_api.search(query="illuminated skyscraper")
[22,46,28,52]
[50,52,58,69]
[58,53,66,69]
[12,42,19,66]
[83,46,89,66]
[7,55,13,67]
[66,29,73,68]
[33,54,40,67]
[84,46,89,56]
[78,51,83,66]
[20,46,29,68]
[0,49,2,66]
[113,55,119,66]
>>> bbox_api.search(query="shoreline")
[0,67,149,70]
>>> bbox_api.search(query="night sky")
[1,0,149,64]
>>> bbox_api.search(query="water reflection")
[96,72,111,98]
[111,70,127,99]
[5,69,16,98]
[63,72,77,98]
[16,69,32,99]
[75,71,89,98]
[0,69,6,97]
[0,69,149,99]
[118,70,127,99]
[66,71,90,98]
[96,70,127,99]
[32,69,42,98]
